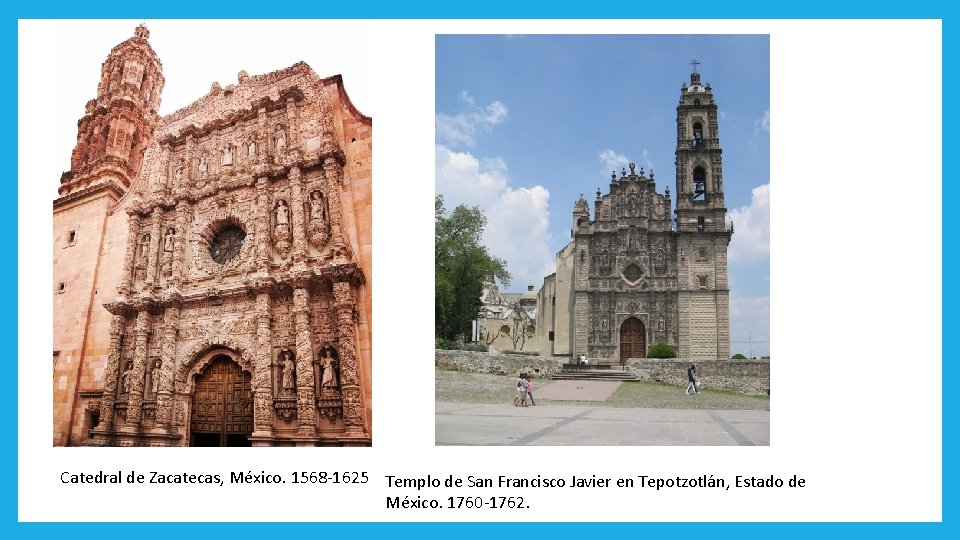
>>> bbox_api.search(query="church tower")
[60,24,164,201]
[53,25,164,446]
[673,64,732,358]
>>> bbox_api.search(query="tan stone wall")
[552,243,575,356]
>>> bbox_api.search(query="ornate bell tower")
[59,23,164,201]
[53,25,165,446]
[674,62,732,359]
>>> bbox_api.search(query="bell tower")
[53,25,164,446]
[674,62,732,359]
[58,23,164,201]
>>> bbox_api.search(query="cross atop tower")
[689,57,701,74]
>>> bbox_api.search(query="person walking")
[514,373,529,406]
[525,375,536,406]
[685,364,699,395]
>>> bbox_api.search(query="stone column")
[333,281,367,436]
[170,201,190,288]
[289,166,307,264]
[118,213,141,296]
[153,143,170,199]
[145,218,163,289]
[292,287,317,436]
[96,314,126,433]
[255,177,270,274]
[155,304,179,429]
[323,158,348,260]
[183,135,194,194]
[286,97,299,149]
[252,292,274,437]
[125,310,151,427]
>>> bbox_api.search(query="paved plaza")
[435,402,769,446]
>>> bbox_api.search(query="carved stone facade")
[53,26,372,446]
[537,69,731,362]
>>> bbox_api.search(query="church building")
[537,67,732,363]
[52,26,372,446]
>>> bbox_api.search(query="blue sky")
[436,35,770,357]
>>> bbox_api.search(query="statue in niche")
[222,145,233,167]
[138,234,151,258]
[309,191,326,221]
[276,200,289,227]
[280,351,295,393]
[658,317,665,332]
[163,228,175,252]
[275,125,287,152]
[120,361,134,394]
[197,154,208,177]
[151,359,161,394]
[247,138,257,160]
[319,349,339,390]
[173,162,183,185]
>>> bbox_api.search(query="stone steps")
[551,370,638,381]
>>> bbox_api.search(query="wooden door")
[190,356,253,447]
[619,317,646,366]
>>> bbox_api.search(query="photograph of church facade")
[536,68,731,363]
[52,25,372,446]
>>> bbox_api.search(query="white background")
[19,20,941,522]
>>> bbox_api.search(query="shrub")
[731,353,748,360]
[435,337,455,350]
[648,342,677,358]
[464,343,488,352]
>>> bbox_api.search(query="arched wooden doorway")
[190,355,253,447]
[619,317,646,366]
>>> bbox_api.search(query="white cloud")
[728,183,770,265]
[757,110,770,131]
[436,93,508,148]
[436,144,553,290]
[599,149,629,176]
[599,149,656,177]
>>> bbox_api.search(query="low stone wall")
[628,359,770,395]
[435,350,564,377]
[435,351,770,395]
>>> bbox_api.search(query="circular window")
[624,264,642,282]
[209,225,246,264]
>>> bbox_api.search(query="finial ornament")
[690,57,701,74]
[134,24,150,39]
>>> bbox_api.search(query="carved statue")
[276,200,289,227]
[275,125,287,152]
[320,350,339,389]
[247,138,257,159]
[222,145,233,166]
[198,154,208,176]
[138,234,150,257]
[151,359,161,393]
[280,351,295,393]
[163,228,175,252]
[120,362,134,394]
[174,162,183,184]
[310,191,326,221]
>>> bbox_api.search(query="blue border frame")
[13,1,949,537]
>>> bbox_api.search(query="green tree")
[732,353,748,360]
[435,195,510,340]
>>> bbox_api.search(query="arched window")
[693,167,706,200]
[693,121,703,145]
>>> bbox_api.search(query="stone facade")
[52,25,372,446]
[538,69,732,362]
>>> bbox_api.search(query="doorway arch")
[189,354,253,447]
[619,317,646,366]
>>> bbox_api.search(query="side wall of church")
[553,243,575,357]
[534,273,556,355]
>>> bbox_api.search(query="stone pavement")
[435,402,769,446]
[534,380,622,401]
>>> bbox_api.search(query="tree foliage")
[435,195,510,340]
[731,353,748,360]
[648,342,678,358]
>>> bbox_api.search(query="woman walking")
[685,364,700,395]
